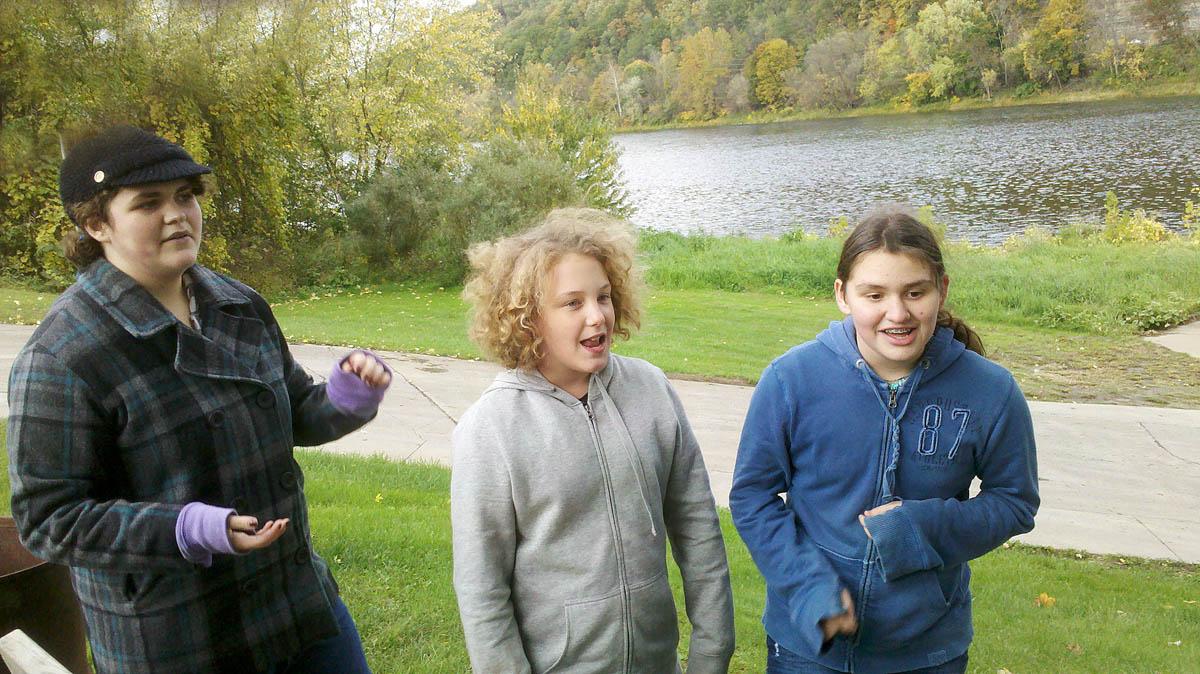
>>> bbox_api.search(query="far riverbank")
[613,79,1200,135]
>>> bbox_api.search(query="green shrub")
[416,137,585,283]
[337,137,586,286]
[344,159,453,276]
[1101,191,1168,243]
[1116,293,1194,331]
[1012,81,1040,98]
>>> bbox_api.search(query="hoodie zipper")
[846,415,894,673]
[582,399,633,672]
[849,377,901,666]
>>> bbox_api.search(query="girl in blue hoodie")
[730,209,1039,674]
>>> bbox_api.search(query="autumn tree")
[0,0,500,289]
[676,27,734,120]
[751,38,799,109]
[907,0,998,99]
[1139,0,1190,43]
[789,30,869,109]
[722,73,752,113]
[859,34,914,104]
[1020,0,1087,87]
[501,65,630,216]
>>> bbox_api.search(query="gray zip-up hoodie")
[451,354,736,673]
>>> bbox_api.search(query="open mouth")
[580,334,607,351]
[882,327,916,343]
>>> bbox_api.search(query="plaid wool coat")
[6,260,372,673]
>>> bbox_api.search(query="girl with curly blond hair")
[451,208,735,673]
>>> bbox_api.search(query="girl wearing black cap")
[7,125,387,673]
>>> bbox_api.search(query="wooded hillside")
[483,0,1200,122]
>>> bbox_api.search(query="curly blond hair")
[464,208,643,370]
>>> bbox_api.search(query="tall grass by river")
[641,229,1200,335]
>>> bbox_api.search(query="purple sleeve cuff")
[176,502,238,566]
[327,350,392,418]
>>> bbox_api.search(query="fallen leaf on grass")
[1117,610,1127,616]
[997,669,1014,674]
[1168,640,1182,646]
[1163,605,1175,610]
[374,493,383,503]
[1066,643,1082,653]
[1034,592,1057,608]
[1184,600,1196,605]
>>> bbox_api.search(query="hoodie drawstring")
[855,358,930,501]
[594,383,659,538]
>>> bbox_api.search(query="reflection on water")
[614,96,1200,244]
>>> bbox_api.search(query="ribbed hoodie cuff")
[683,650,734,674]
[865,507,936,581]
[796,586,847,656]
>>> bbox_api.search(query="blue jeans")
[271,596,372,674]
[766,636,967,674]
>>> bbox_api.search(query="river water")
[613,96,1200,244]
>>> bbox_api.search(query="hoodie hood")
[817,316,966,384]
[487,355,616,402]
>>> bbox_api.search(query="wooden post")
[0,630,72,674]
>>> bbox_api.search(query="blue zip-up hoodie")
[730,318,1038,673]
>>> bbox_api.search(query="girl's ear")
[834,278,852,317]
[938,274,950,310]
[81,215,111,244]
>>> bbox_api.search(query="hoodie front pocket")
[543,589,624,673]
[629,570,681,672]
[858,566,951,653]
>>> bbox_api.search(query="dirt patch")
[989,332,1200,409]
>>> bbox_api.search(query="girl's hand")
[820,589,858,641]
[227,515,289,553]
[858,500,903,539]
[342,351,392,388]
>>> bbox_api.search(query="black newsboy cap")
[59,125,212,219]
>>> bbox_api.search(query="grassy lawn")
[5,229,1200,407]
[264,283,1200,408]
[2,429,1196,673]
[5,279,1198,408]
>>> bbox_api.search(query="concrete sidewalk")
[4,323,1200,563]
[1146,319,1200,359]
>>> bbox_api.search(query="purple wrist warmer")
[175,502,238,566]
[327,350,392,418]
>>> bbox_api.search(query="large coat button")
[294,546,309,566]
[279,471,297,490]
[255,390,276,409]
[207,409,226,427]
